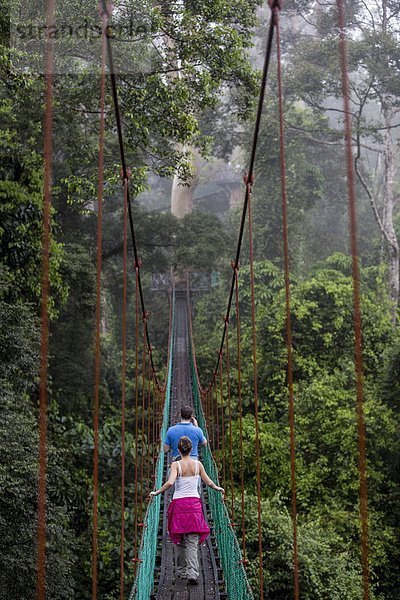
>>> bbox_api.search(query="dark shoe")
[188,578,199,585]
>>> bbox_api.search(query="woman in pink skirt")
[150,436,224,585]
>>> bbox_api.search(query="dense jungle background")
[1,0,400,598]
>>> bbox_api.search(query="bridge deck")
[154,291,223,600]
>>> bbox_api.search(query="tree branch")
[354,137,395,249]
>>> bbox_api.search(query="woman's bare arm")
[199,463,224,492]
[150,462,178,496]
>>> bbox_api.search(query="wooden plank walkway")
[154,291,223,600]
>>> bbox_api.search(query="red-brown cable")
[92,6,108,597]
[219,358,226,485]
[210,385,215,450]
[274,6,300,598]
[133,265,140,573]
[120,175,128,600]
[139,317,147,522]
[247,181,265,599]
[37,2,55,598]
[234,266,247,562]
[337,1,369,597]
[225,322,235,521]
[146,354,152,486]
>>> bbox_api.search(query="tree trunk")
[171,173,194,218]
[382,106,399,323]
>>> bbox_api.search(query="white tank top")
[173,460,201,499]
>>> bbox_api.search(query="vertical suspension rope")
[203,391,208,429]
[209,390,211,427]
[133,264,140,573]
[210,385,215,450]
[274,6,300,599]
[233,265,247,563]
[152,373,156,473]
[225,320,235,521]
[146,354,152,487]
[120,175,129,600]
[155,385,161,459]
[336,1,369,597]
[139,316,148,523]
[215,377,220,458]
[37,2,55,599]
[246,178,265,599]
[219,358,226,486]
[92,6,108,597]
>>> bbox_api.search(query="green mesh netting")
[128,293,175,600]
[188,330,254,600]
[129,293,252,600]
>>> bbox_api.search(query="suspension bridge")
[129,287,252,600]
[34,0,371,599]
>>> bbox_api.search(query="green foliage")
[259,257,393,405]
[239,495,364,600]
[0,53,66,312]
[173,210,230,272]
[50,243,96,417]
[251,103,329,266]
[0,287,76,599]
[194,254,400,599]
[230,415,290,497]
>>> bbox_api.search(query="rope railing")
[337,0,370,596]
[187,301,254,600]
[37,1,55,597]
[91,6,108,597]
[128,288,175,600]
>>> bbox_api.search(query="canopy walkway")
[34,0,371,599]
[129,288,253,600]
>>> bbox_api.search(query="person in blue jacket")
[163,405,207,460]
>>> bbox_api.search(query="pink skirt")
[167,497,210,545]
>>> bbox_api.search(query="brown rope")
[203,391,209,429]
[215,377,220,458]
[219,358,226,486]
[274,7,300,598]
[336,1,369,597]
[210,385,215,450]
[233,265,247,562]
[246,179,265,598]
[139,316,148,523]
[37,2,55,598]
[225,320,235,521]
[152,372,156,471]
[146,353,152,487]
[133,264,140,573]
[119,176,129,600]
[206,390,211,436]
[92,6,108,597]
[156,381,162,453]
